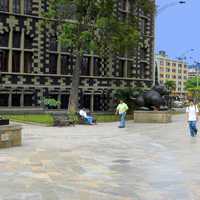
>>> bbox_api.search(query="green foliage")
[114,87,144,101]
[185,77,200,91]
[42,97,61,108]
[185,77,200,101]
[164,80,176,92]
[45,0,155,55]
[114,87,146,112]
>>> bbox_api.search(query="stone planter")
[0,125,22,148]
[134,111,172,123]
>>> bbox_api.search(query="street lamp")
[157,1,186,15]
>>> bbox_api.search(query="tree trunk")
[68,51,83,113]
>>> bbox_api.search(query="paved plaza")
[0,114,200,200]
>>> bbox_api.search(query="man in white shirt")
[186,100,199,137]
[79,108,94,125]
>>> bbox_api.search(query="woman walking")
[186,100,199,137]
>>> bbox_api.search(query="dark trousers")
[189,121,198,137]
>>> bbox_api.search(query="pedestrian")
[79,108,95,125]
[115,99,128,128]
[186,99,199,137]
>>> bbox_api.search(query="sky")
[156,0,200,64]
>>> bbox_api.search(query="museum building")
[0,0,155,111]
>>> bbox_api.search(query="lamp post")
[157,1,186,15]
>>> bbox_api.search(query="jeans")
[85,116,94,125]
[119,112,126,128]
[188,121,198,137]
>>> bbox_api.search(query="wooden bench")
[52,113,75,127]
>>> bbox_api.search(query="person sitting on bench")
[79,108,95,125]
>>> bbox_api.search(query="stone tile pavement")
[0,114,199,200]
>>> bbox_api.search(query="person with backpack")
[186,100,199,137]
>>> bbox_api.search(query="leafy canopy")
[45,0,154,55]
[164,79,176,91]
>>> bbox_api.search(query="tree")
[185,77,200,101]
[164,79,176,94]
[45,0,155,114]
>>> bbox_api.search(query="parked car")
[173,100,184,108]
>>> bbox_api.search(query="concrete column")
[20,91,24,107]
[57,42,61,75]
[20,29,24,73]
[91,94,94,112]
[8,92,12,107]
[8,28,13,72]
[124,60,128,78]
[9,0,13,12]
[90,53,94,76]
[58,93,61,109]
[21,0,24,14]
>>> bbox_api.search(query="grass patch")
[2,114,53,125]
[1,114,133,125]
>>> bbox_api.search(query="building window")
[12,51,20,72]
[140,48,147,60]
[0,0,9,12]
[166,62,170,66]
[141,18,147,35]
[24,94,33,106]
[81,56,90,76]
[0,50,8,72]
[49,54,57,74]
[127,61,133,78]
[61,55,73,75]
[12,93,21,106]
[118,12,127,21]
[13,0,21,13]
[24,34,33,49]
[24,0,32,15]
[49,36,57,51]
[172,69,176,73]
[172,75,176,79]
[94,94,101,111]
[24,52,32,73]
[119,0,127,10]
[93,57,101,76]
[172,63,176,67]
[61,94,69,109]
[118,59,125,77]
[82,94,91,110]
[0,32,9,47]
[160,60,164,65]
[13,31,21,48]
[0,94,8,106]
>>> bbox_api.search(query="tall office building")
[0,0,155,111]
[156,51,188,97]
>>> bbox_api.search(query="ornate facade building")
[0,0,155,111]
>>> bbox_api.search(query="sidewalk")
[0,114,199,200]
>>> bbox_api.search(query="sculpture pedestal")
[134,111,172,123]
[0,125,22,148]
